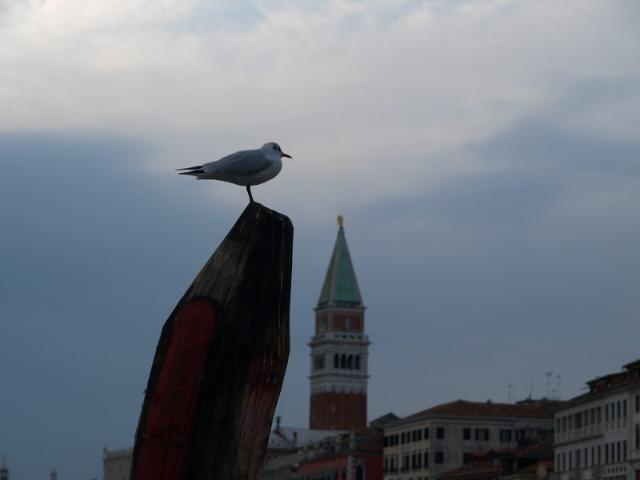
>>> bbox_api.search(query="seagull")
[177,142,292,202]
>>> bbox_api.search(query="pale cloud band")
[0,0,638,215]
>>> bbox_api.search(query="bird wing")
[203,149,272,177]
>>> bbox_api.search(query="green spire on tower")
[317,216,363,309]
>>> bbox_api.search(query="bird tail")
[176,165,205,176]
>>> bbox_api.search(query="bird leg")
[246,184,254,203]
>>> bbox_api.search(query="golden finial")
[337,215,344,227]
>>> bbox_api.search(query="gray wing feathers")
[203,150,272,178]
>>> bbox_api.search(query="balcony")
[554,466,600,480]
[555,425,603,444]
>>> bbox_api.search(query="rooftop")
[560,358,640,408]
[394,399,562,425]
[268,426,344,450]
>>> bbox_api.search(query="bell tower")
[309,216,369,431]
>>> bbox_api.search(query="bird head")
[262,142,292,158]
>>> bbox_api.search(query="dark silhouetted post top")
[131,202,293,480]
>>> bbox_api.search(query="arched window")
[355,355,361,370]
[347,355,353,369]
[334,354,339,369]
[340,354,346,369]
[355,464,364,480]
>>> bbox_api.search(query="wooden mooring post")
[130,202,293,480]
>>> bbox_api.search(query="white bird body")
[178,142,292,202]
[197,148,282,185]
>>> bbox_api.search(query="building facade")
[298,428,384,480]
[103,447,132,480]
[553,359,640,480]
[309,217,369,431]
[383,400,560,480]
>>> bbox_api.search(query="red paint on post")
[135,299,216,480]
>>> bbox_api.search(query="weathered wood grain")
[131,202,293,480]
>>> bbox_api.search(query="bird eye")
[274,144,280,151]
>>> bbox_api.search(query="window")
[355,467,364,480]
[384,436,389,447]
[314,355,325,370]
[347,355,353,369]
[334,354,339,369]
[605,443,609,464]
[436,427,445,439]
[463,428,471,440]
[576,449,581,468]
[463,453,472,465]
[623,400,627,418]
[475,428,489,441]
[423,451,429,467]
[411,452,422,470]
[402,454,410,471]
[635,394,640,413]
[499,429,512,442]
[575,412,582,429]
[435,452,444,464]
[401,432,407,444]
[597,445,601,465]
[424,427,430,439]
[416,429,423,441]
[355,355,361,370]
[606,404,610,422]
[340,355,346,369]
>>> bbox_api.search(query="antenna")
[556,373,562,400]
[508,383,513,403]
[546,372,552,399]
[528,373,534,399]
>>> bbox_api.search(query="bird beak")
[282,153,292,158]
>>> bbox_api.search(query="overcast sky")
[1,1,640,479]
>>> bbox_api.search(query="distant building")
[103,447,132,480]
[263,413,393,480]
[309,216,369,431]
[1,456,9,480]
[439,439,555,480]
[298,426,384,480]
[383,399,561,480]
[263,416,346,480]
[553,359,640,480]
